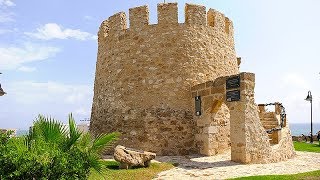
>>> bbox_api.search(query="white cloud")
[0,12,14,22]
[25,23,97,41]
[0,0,15,22]
[0,0,15,7]
[6,81,93,105]
[75,107,90,116]
[0,43,60,71]
[281,73,309,89]
[18,66,36,72]
[0,29,12,34]
[84,15,94,21]
[0,81,93,128]
[275,72,318,123]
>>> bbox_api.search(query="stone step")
[261,123,279,127]
[263,112,275,118]
[261,117,277,122]
[263,123,279,127]
[261,121,279,126]
[261,118,278,122]
[263,122,279,126]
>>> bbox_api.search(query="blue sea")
[289,123,320,136]
[16,129,29,136]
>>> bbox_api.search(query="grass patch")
[232,170,320,180]
[90,143,320,180]
[89,160,174,180]
[294,141,320,153]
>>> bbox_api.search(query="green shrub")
[0,114,119,180]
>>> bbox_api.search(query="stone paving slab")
[153,151,320,179]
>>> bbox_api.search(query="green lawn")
[293,141,320,152]
[90,142,320,180]
[89,160,174,180]
[232,170,320,180]
[232,141,320,179]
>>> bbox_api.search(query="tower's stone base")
[90,106,197,155]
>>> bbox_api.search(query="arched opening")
[192,72,295,164]
[194,99,231,156]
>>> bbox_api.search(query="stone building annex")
[90,3,295,164]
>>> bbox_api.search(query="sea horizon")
[15,123,320,137]
[289,123,320,136]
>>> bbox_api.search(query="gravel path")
[153,151,320,179]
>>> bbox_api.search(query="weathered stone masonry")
[90,3,295,163]
[90,3,238,155]
[192,73,295,163]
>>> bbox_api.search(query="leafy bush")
[0,114,119,180]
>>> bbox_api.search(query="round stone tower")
[90,3,239,155]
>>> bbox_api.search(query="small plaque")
[195,96,201,116]
[226,75,240,89]
[226,90,240,102]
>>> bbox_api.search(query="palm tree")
[2,114,119,179]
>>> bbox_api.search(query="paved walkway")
[153,151,320,179]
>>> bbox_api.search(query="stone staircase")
[260,112,279,130]
[258,104,283,144]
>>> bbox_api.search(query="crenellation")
[129,5,149,30]
[157,3,178,25]
[225,17,233,35]
[185,3,206,26]
[98,20,109,40]
[207,9,215,27]
[105,4,234,35]
[108,12,127,32]
[91,3,240,156]
[91,2,295,164]
[208,9,225,32]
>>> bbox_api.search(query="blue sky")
[1,0,320,129]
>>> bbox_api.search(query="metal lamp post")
[305,91,313,143]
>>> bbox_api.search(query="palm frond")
[77,132,91,153]
[65,113,82,150]
[91,132,120,153]
[88,154,103,173]
[31,115,67,146]
[6,137,29,156]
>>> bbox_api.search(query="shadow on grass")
[102,161,119,170]
[103,160,164,170]
[106,164,119,170]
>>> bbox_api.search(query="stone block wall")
[90,3,295,162]
[192,72,295,163]
[90,3,239,155]
[191,82,231,156]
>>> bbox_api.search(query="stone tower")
[90,3,239,155]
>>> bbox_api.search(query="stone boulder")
[114,145,156,169]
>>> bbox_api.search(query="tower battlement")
[98,3,233,38]
[91,3,239,155]
[91,3,295,162]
